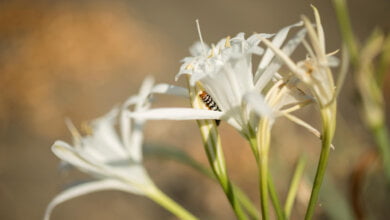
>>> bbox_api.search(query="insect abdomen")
[199,91,221,125]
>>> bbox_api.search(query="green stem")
[268,175,285,220]
[372,124,390,182]
[186,77,247,220]
[249,122,283,220]
[305,106,336,220]
[147,186,198,220]
[199,120,247,220]
[332,0,359,65]
[257,119,271,220]
[285,155,307,219]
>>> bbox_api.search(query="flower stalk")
[186,77,247,220]
[268,174,285,220]
[147,186,198,220]
[257,118,272,220]
[284,155,307,219]
[248,119,284,219]
[305,103,336,220]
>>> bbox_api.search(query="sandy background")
[0,0,389,219]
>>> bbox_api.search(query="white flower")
[45,77,189,220]
[259,6,339,108]
[131,22,312,138]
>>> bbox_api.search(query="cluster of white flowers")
[133,21,318,138]
[46,6,340,220]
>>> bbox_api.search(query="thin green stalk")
[305,106,336,220]
[147,186,198,220]
[249,122,284,220]
[198,119,247,220]
[373,124,390,182]
[268,174,285,220]
[332,0,359,65]
[285,155,307,219]
[257,119,272,220]
[186,77,247,220]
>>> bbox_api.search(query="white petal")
[257,36,306,80]
[51,141,105,176]
[44,179,144,220]
[52,141,153,186]
[127,108,223,120]
[327,55,339,67]
[258,21,303,69]
[311,5,325,53]
[122,77,156,109]
[120,109,131,151]
[255,28,307,91]
[128,119,144,163]
[87,109,128,161]
[189,41,210,56]
[123,95,140,109]
[243,91,274,119]
[151,84,189,98]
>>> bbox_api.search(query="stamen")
[327,49,339,56]
[225,36,231,48]
[65,118,82,146]
[208,45,215,58]
[185,63,194,70]
[283,112,335,149]
[195,19,207,57]
[81,121,93,135]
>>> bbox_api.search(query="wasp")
[199,91,221,126]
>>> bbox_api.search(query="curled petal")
[52,141,104,175]
[44,179,144,220]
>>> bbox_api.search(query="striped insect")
[199,91,221,126]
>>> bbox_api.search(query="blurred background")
[0,0,389,219]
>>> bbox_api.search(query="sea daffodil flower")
[45,77,197,220]
[130,22,314,139]
[259,7,342,219]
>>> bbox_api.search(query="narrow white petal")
[311,5,325,53]
[283,112,335,149]
[51,141,104,175]
[123,95,140,109]
[151,84,189,98]
[120,110,131,155]
[255,28,307,91]
[128,119,144,163]
[127,108,223,120]
[44,179,144,220]
[189,41,210,56]
[335,45,349,97]
[258,37,306,77]
[135,76,155,111]
[258,21,303,69]
[85,109,128,162]
[327,55,340,67]
[243,91,274,119]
